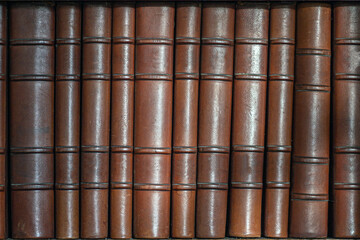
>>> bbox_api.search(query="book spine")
[228,3,269,237]
[289,3,331,238]
[110,2,135,239]
[263,3,295,238]
[55,3,81,239]
[171,2,201,238]
[333,3,360,238]
[133,3,174,238]
[0,3,5,239]
[196,3,234,238]
[9,3,55,238]
[81,3,111,238]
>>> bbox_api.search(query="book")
[0,3,6,239]
[333,3,360,238]
[196,3,234,238]
[81,3,111,238]
[263,3,295,238]
[55,3,81,239]
[133,2,174,238]
[9,3,55,238]
[110,2,135,239]
[289,3,331,238]
[228,2,269,237]
[171,2,201,238]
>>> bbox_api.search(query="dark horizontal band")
[112,73,134,81]
[197,182,228,190]
[81,182,108,189]
[335,38,360,45]
[10,74,53,81]
[296,48,331,57]
[293,155,329,165]
[55,182,79,190]
[231,181,263,189]
[198,146,229,153]
[236,37,268,45]
[266,181,290,189]
[176,37,200,45]
[110,182,132,189]
[0,39,5,45]
[269,74,294,82]
[291,192,328,201]
[10,38,54,45]
[270,37,295,45]
[136,37,173,45]
[55,146,79,153]
[173,146,197,154]
[134,147,171,154]
[82,73,111,81]
[11,182,53,190]
[235,73,267,81]
[232,145,264,152]
[111,145,133,153]
[136,73,172,81]
[202,37,234,46]
[201,73,233,81]
[112,36,135,44]
[296,84,330,92]
[172,183,196,191]
[334,146,360,154]
[334,182,360,190]
[134,183,170,191]
[56,38,81,45]
[267,145,292,152]
[335,73,360,81]
[175,72,199,80]
[83,36,111,44]
[10,146,53,154]
[81,145,109,152]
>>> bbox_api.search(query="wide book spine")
[289,3,331,238]
[228,3,269,237]
[133,2,174,238]
[9,3,55,238]
[172,2,200,238]
[55,3,81,239]
[81,2,111,238]
[0,3,5,239]
[196,3,234,238]
[110,2,135,239]
[333,3,360,238]
[264,3,295,238]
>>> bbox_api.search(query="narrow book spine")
[289,3,331,238]
[81,3,111,238]
[133,3,174,238]
[196,3,234,238]
[110,2,135,239]
[264,3,295,238]
[228,3,269,237]
[333,3,360,238]
[172,3,201,238]
[0,3,6,239]
[9,3,55,238]
[55,3,81,239]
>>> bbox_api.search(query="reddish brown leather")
[228,3,269,237]
[55,3,81,239]
[172,2,200,238]
[0,4,5,239]
[110,2,135,239]
[289,3,331,238]
[9,3,55,238]
[196,3,234,238]
[333,3,360,238]
[133,3,174,239]
[81,3,111,238]
[263,3,295,238]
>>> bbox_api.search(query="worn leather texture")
[289,3,331,238]
[55,3,81,239]
[133,3,174,239]
[171,2,200,239]
[263,3,295,238]
[9,3,55,238]
[81,3,111,238]
[228,3,269,238]
[196,3,234,238]
[0,3,5,239]
[110,2,135,239]
[333,3,360,238]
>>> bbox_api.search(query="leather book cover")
[133,3,174,238]
[81,3,111,238]
[263,3,295,238]
[333,3,360,238]
[196,3,234,238]
[0,3,5,239]
[55,3,81,239]
[289,3,331,238]
[228,3,269,237]
[172,2,200,238]
[9,3,55,238]
[110,2,135,239]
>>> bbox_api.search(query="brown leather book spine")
[110,2,135,239]
[228,3,269,237]
[133,3,174,238]
[0,3,5,239]
[333,3,360,238]
[9,3,55,238]
[172,2,200,238]
[196,3,234,238]
[263,3,295,238]
[55,3,81,239]
[81,2,111,238]
[289,3,331,238]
